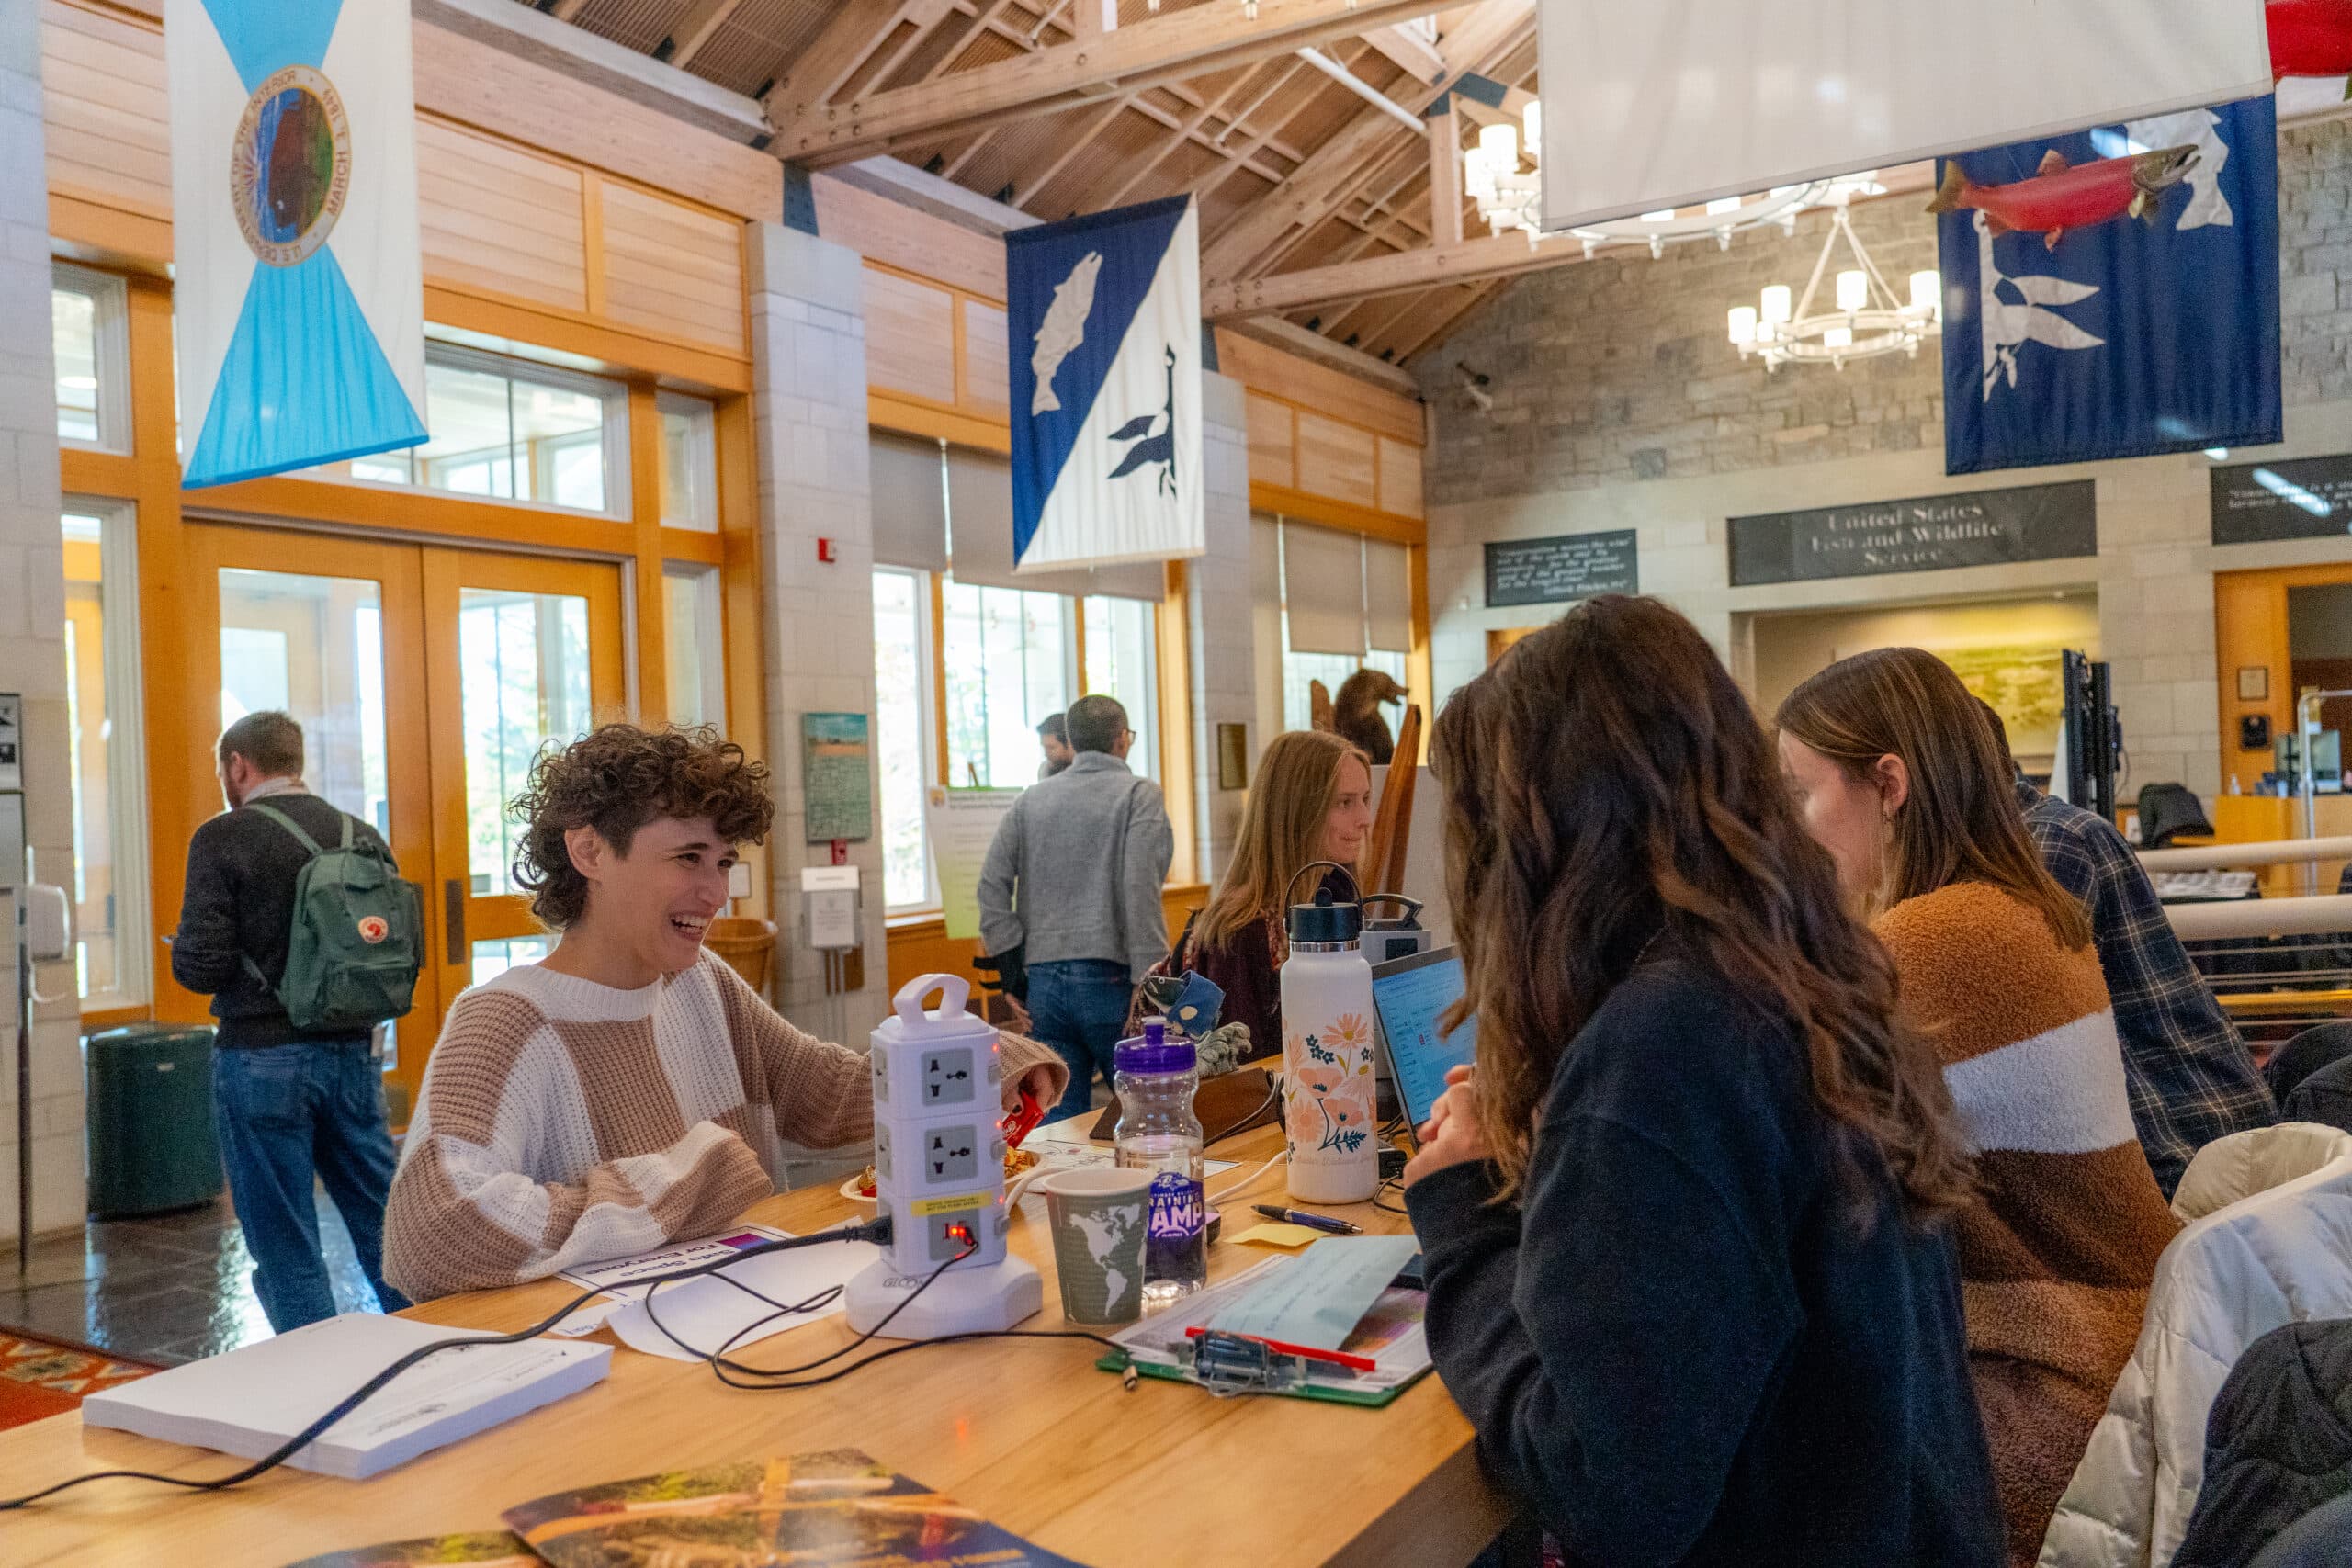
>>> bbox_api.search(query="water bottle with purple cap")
[1113,1017,1206,1303]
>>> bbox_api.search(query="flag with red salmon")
[1935,96,2281,475]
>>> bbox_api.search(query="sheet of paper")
[1023,1141,1237,1176]
[548,1224,795,1333]
[1231,1223,1323,1249]
[1108,1258,1431,1393]
[605,1229,881,1361]
[1207,1235,1420,1351]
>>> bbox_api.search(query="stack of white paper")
[80,1314,611,1480]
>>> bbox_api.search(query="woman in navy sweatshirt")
[1403,596,2005,1567]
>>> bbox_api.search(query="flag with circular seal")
[166,0,427,490]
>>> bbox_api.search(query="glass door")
[183,526,437,1114]
[421,550,625,1027]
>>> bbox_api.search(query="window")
[325,348,627,513]
[943,578,1074,789]
[873,569,936,911]
[1082,595,1159,784]
[1276,522,1411,734]
[62,504,151,1010]
[53,264,128,450]
[659,393,718,530]
[664,567,725,728]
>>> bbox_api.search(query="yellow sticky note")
[1232,1223,1323,1249]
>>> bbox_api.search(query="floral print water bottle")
[1279,865,1379,1204]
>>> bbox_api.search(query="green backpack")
[240,803,425,1033]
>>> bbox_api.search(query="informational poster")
[2210,454,2352,545]
[799,712,871,843]
[924,786,1023,941]
[1484,530,1639,607]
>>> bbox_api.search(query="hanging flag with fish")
[1937,96,2281,476]
[1007,195,1204,575]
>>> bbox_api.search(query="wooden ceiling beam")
[548,0,588,20]
[1092,57,1292,210]
[1207,227,1591,319]
[1198,0,1532,280]
[661,0,741,69]
[1360,22,1445,85]
[1389,278,1505,362]
[763,1,948,132]
[768,0,1459,165]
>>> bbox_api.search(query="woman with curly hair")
[384,725,1066,1301]
[1402,598,2001,1566]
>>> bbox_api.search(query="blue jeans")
[1027,959,1135,1123]
[213,1040,412,1332]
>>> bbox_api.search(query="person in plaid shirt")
[1979,705,2274,1195]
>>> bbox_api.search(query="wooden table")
[0,1125,1507,1566]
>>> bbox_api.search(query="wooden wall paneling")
[810,172,1008,301]
[1245,392,1296,490]
[599,180,749,356]
[628,384,668,724]
[715,392,769,919]
[1213,327,1424,446]
[415,118,590,315]
[1376,435,1423,521]
[409,21,782,224]
[961,299,1010,419]
[864,268,960,406]
[40,0,169,220]
[1295,412,1379,510]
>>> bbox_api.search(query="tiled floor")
[0,1189,389,1365]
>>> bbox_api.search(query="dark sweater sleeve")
[1406,987,1809,1563]
[171,818,243,996]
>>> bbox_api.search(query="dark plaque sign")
[2211,454,2352,544]
[1484,529,1639,608]
[1729,480,2098,587]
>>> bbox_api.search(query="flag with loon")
[1008,196,1204,574]
[166,0,428,490]
[1935,94,2280,476]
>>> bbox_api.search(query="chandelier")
[1728,190,1942,371]
[1462,100,1838,255]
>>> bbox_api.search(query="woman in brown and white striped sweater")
[1778,649,2180,1568]
[384,725,1065,1303]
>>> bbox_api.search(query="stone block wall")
[1,0,85,1241]
[1413,118,2352,804]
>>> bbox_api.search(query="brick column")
[1187,371,1256,884]
[0,2,85,1241]
[744,221,889,1084]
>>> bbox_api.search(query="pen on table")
[1251,1203,1363,1235]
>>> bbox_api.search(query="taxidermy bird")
[1333,669,1408,764]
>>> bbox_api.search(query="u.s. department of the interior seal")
[230,64,351,268]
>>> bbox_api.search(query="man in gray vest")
[172,710,410,1330]
[979,695,1173,1122]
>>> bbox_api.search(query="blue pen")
[1251,1203,1363,1235]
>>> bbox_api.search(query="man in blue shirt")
[1981,701,2273,1194]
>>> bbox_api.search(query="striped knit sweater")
[382,952,1065,1302]
[1874,881,2181,1568]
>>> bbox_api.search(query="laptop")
[1369,946,1476,1132]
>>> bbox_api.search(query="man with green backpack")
[171,711,420,1331]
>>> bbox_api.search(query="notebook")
[81,1313,611,1481]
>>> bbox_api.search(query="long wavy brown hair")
[1432,596,1973,1222]
[1776,648,2093,951]
[1194,729,1369,953]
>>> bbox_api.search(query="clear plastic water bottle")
[1114,1018,1207,1303]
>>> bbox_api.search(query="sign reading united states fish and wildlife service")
[1936,95,2281,476]
[166,0,428,490]
[1484,530,1640,608]
[2210,454,2352,545]
[1007,196,1204,576]
[1729,481,2097,587]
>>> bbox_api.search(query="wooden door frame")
[2214,559,2352,790]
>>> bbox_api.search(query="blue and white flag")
[1937,96,2281,476]
[167,0,428,490]
[1007,195,1204,573]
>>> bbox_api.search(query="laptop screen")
[1370,949,1476,1130]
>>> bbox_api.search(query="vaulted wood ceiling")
[537,0,1536,367]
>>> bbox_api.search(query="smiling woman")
[382,721,1070,1303]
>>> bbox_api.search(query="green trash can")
[85,1024,224,1219]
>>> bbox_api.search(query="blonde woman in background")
[1130,729,1374,1061]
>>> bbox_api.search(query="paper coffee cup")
[1035,1167,1152,1325]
